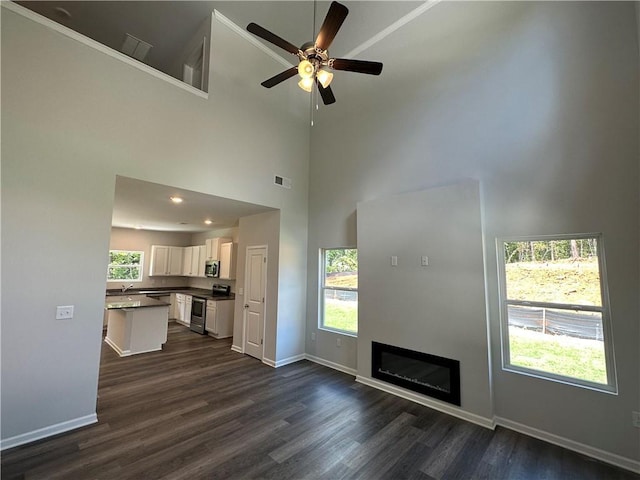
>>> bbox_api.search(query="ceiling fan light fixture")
[297,59,314,79]
[316,69,334,88]
[298,76,314,92]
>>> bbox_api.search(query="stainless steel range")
[190,297,207,334]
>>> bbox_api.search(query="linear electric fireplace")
[372,341,461,406]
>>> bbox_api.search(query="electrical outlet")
[633,411,640,428]
[336,338,342,347]
[391,256,398,266]
[56,305,74,320]
[421,255,429,266]
[311,332,316,341]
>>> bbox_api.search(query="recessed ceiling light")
[204,220,213,225]
[170,196,183,204]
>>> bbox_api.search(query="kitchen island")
[104,295,170,357]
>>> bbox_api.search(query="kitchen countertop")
[105,295,171,310]
[105,287,235,302]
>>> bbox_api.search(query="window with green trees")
[497,235,616,392]
[107,250,143,282]
[320,248,358,335]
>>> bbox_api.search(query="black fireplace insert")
[372,341,461,406]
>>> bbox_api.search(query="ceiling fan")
[246,1,383,105]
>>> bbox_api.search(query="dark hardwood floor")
[2,323,638,479]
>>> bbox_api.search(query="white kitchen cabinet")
[181,246,205,277]
[205,237,231,261]
[175,293,192,326]
[197,245,207,277]
[219,242,237,280]
[176,293,185,323]
[167,247,183,275]
[149,245,184,276]
[184,295,192,325]
[182,247,193,276]
[205,299,234,338]
[170,293,178,319]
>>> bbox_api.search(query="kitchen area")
[103,232,238,356]
[102,176,277,359]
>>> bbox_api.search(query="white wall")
[306,1,638,465]
[108,227,193,290]
[1,6,309,444]
[357,181,492,420]
[234,211,282,361]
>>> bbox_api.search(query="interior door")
[244,246,266,360]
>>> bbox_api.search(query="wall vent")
[274,175,292,189]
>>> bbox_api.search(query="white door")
[244,246,267,360]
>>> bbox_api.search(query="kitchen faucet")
[122,284,134,293]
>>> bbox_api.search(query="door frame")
[242,244,268,360]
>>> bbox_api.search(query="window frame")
[107,249,144,283]
[319,247,358,337]
[496,233,617,394]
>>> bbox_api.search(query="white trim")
[262,357,276,368]
[356,375,495,430]
[344,0,443,59]
[305,354,357,376]
[1,414,98,451]
[263,353,306,368]
[495,416,640,474]
[103,337,160,357]
[231,344,243,354]
[213,10,294,69]
[2,2,208,99]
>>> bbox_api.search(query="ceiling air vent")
[274,175,292,189]
[121,33,153,62]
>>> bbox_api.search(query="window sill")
[502,365,618,395]
[318,326,358,338]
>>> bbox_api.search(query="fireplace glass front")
[372,341,461,406]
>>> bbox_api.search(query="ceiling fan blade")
[247,23,299,55]
[316,80,336,105]
[315,1,349,52]
[261,67,298,88]
[331,58,383,75]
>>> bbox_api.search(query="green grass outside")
[323,300,357,333]
[509,327,607,384]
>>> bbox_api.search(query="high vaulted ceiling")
[16,1,428,80]
[12,1,439,232]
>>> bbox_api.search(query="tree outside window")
[320,248,358,335]
[108,250,143,282]
[498,235,616,392]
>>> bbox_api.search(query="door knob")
[244,304,249,309]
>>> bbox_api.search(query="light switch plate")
[56,305,74,320]
[421,256,429,266]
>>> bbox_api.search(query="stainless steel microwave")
[205,260,220,278]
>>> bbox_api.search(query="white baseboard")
[231,344,243,354]
[262,354,306,368]
[495,416,640,474]
[305,354,357,376]
[356,375,495,430]
[1,414,98,451]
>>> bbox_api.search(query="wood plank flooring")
[2,323,638,479]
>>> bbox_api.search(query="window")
[107,250,144,282]
[497,235,616,392]
[320,248,358,335]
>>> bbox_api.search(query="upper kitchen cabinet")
[206,237,231,261]
[219,242,237,280]
[149,245,183,276]
[182,245,206,277]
